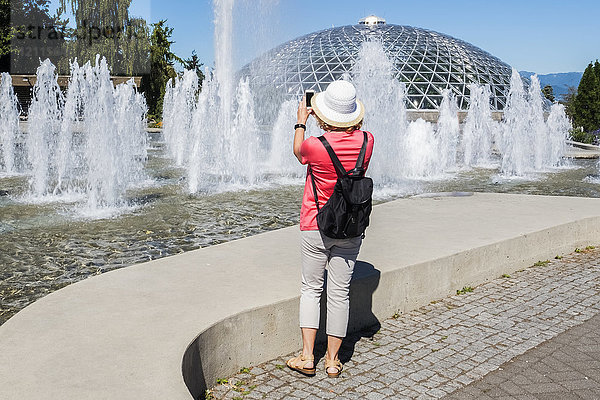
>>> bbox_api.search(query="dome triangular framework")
[244,23,512,111]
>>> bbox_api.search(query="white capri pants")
[299,230,362,337]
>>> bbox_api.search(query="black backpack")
[309,131,373,239]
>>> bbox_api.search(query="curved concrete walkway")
[2,193,600,399]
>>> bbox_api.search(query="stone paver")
[209,248,600,400]
[443,311,600,399]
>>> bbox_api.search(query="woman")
[287,80,374,377]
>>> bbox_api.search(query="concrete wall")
[407,110,504,123]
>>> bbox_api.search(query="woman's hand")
[297,95,312,124]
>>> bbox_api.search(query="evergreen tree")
[542,85,555,102]
[562,85,577,119]
[182,50,205,87]
[572,61,600,132]
[594,60,600,130]
[142,20,179,119]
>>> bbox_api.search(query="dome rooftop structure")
[358,15,387,25]
[244,17,513,110]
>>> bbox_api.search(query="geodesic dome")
[244,17,513,110]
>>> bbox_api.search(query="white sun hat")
[311,80,365,128]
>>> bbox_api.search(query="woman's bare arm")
[293,96,312,163]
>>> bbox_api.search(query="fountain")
[185,37,574,190]
[266,99,305,176]
[265,40,458,190]
[499,69,569,177]
[26,59,64,198]
[166,70,262,193]
[351,40,408,185]
[436,89,460,171]
[162,0,262,193]
[546,103,571,166]
[529,75,549,171]
[5,9,576,197]
[499,69,536,176]
[214,0,234,136]
[103,72,148,208]
[54,60,84,195]
[17,57,148,210]
[403,118,442,179]
[462,84,498,167]
[0,73,20,174]
[163,70,199,167]
[530,77,568,169]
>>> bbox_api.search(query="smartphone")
[305,90,315,108]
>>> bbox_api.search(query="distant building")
[10,75,142,115]
[244,16,512,111]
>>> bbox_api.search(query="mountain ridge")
[519,71,583,100]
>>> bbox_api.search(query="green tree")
[542,84,555,103]
[59,0,130,30]
[182,50,205,87]
[1,0,67,73]
[57,0,149,75]
[0,0,11,69]
[142,20,179,119]
[572,61,600,132]
[562,85,577,119]
[0,0,13,55]
[595,60,600,129]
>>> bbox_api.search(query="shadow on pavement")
[315,260,382,364]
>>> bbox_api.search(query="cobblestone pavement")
[209,247,600,400]
[443,312,600,399]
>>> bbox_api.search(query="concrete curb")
[566,140,600,151]
[2,193,600,399]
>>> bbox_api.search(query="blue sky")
[130,0,599,74]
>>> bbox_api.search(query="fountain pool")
[2,132,600,325]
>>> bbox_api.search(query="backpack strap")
[317,135,347,177]
[318,131,369,177]
[310,131,369,212]
[351,131,369,176]
[308,167,320,212]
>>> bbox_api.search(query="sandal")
[286,354,316,376]
[324,357,343,378]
